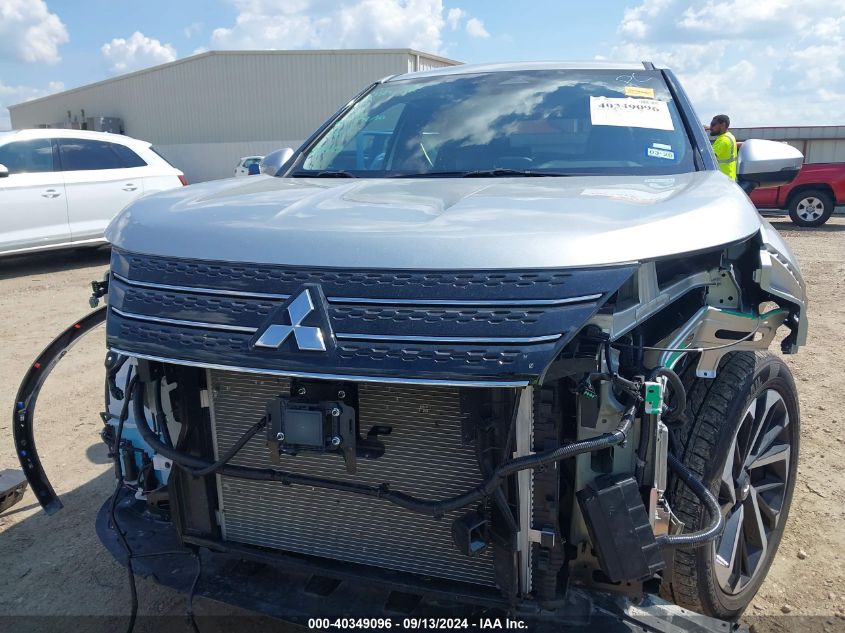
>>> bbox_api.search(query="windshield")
[293,69,696,178]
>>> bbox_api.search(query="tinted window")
[150,146,176,167]
[111,144,147,167]
[58,139,146,171]
[0,138,55,174]
[296,70,695,177]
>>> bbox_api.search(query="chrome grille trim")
[109,348,531,387]
[328,294,603,307]
[112,272,601,308]
[336,332,560,344]
[112,272,290,300]
[110,307,562,345]
[110,307,258,333]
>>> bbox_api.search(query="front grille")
[107,249,636,383]
[209,370,497,586]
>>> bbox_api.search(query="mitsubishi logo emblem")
[253,288,327,351]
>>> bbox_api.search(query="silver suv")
[19,62,807,628]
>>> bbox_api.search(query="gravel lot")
[0,217,843,632]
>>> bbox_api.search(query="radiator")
[208,370,498,587]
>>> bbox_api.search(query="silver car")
[20,62,806,628]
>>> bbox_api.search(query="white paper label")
[590,96,674,131]
[647,147,675,160]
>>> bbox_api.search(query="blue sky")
[2,0,844,130]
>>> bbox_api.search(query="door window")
[0,139,55,174]
[58,139,147,171]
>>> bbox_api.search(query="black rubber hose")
[132,381,634,518]
[188,416,267,477]
[656,453,724,548]
[152,377,174,448]
[647,366,687,424]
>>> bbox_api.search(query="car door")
[0,137,70,255]
[57,138,146,243]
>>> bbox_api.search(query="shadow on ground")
[0,246,111,281]
[0,465,300,633]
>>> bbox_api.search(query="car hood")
[106,171,762,269]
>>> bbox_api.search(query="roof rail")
[642,61,656,70]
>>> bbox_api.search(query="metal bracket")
[528,527,556,548]
[657,306,788,378]
[513,388,534,596]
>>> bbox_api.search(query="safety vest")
[712,131,737,181]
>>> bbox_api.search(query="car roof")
[386,60,656,82]
[0,128,149,147]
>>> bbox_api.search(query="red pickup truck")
[749,161,845,227]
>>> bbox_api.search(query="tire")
[788,189,834,227]
[660,352,800,620]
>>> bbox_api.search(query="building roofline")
[732,125,845,130]
[8,48,460,110]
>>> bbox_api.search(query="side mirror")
[259,147,294,176]
[0,164,9,178]
[737,139,803,193]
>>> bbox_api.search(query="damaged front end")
[13,228,805,628]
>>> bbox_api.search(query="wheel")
[788,189,834,227]
[660,352,800,620]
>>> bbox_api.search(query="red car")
[749,161,845,227]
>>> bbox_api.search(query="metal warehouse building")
[8,49,459,183]
[732,125,845,164]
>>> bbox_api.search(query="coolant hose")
[132,381,634,518]
[656,453,724,548]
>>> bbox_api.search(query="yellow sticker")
[624,86,655,98]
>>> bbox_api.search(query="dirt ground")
[0,217,843,632]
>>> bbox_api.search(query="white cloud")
[0,0,68,64]
[184,22,203,38]
[101,31,177,74]
[465,17,489,38]
[610,0,845,125]
[210,1,489,54]
[446,7,465,30]
[0,80,64,130]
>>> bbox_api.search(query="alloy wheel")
[796,196,824,222]
[713,389,792,595]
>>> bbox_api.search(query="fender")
[12,306,107,514]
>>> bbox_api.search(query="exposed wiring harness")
[130,358,719,549]
[132,379,635,519]
[108,369,139,633]
[187,416,268,478]
[658,453,724,548]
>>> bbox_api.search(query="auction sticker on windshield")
[590,96,674,131]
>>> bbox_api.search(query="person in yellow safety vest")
[709,114,737,181]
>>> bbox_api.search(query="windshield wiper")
[392,168,570,178]
[463,168,570,178]
[291,170,357,178]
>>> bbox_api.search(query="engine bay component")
[577,476,664,582]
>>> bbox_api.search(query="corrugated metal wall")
[9,49,459,181]
[732,126,845,165]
